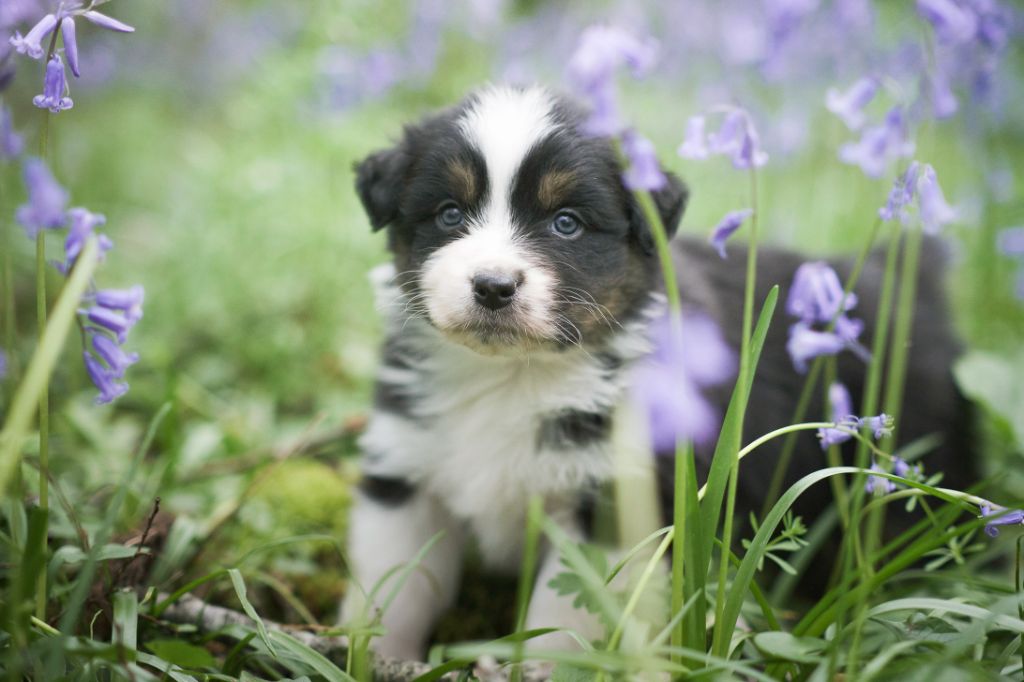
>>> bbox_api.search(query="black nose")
[472,273,519,311]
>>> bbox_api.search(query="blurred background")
[1,0,1022,624]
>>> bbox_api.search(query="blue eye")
[551,212,582,238]
[437,204,464,229]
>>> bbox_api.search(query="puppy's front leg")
[341,479,464,661]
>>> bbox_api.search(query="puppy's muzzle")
[472,271,523,311]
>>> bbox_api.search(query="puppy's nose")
[472,273,519,310]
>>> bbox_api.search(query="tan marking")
[447,160,477,204]
[538,170,576,210]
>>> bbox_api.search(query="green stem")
[880,224,923,448]
[2,162,16,386]
[33,21,60,622]
[711,166,759,657]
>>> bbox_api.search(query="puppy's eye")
[436,203,465,230]
[551,212,582,238]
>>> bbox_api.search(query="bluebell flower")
[8,12,57,60]
[917,164,957,233]
[997,226,1024,257]
[818,381,858,448]
[979,504,1024,538]
[879,162,920,222]
[917,0,979,46]
[0,347,7,380]
[60,207,112,272]
[81,10,135,34]
[82,350,128,404]
[786,261,858,324]
[0,105,23,159]
[84,306,135,344]
[61,16,79,77]
[786,323,846,373]
[621,129,667,191]
[892,456,916,478]
[709,208,753,259]
[861,413,894,439]
[32,53,73,113]
[865,461,897,494]
[632,312,737,449]
[826,76,878,130]
[928,63,958,119]
[16,157,68,238]
[94,285,144,325]
[839,106,915,178]
[707,108,769,169]
[91,332,138,378]
[567,25,658,137]
[677,116,708,160]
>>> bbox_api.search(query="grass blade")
[228,568,277,657]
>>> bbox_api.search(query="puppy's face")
[356,86,688,353]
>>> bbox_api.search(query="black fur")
[358,474,417,507]
[537,410,613,450]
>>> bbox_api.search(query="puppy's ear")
[629,170,689,254]
[355,145,408,231]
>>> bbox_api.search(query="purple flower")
[786,261,858,324]
[892,456,914,478]
[707,109,768,169]
[9,12,57,60]
[839,106,915,178]
[61,16,79,77]
[879,162,921,222]
[567,25,658,137]
[709,208,753,259]
[818,381,857,448]
[865,461,897,494]
[84,306,136,344]
[786,323,846,373]
[81,10,135,33]
[860,413,893,439]
[979,504,1024,538]
[917,164,957,233]
[94,285,144,324]
[621,129,667,191]
[82,350,128,404]
[16,157,68,238]
[677,116,708,160]
[917,0,979,45]
[32,53,73,113]
[997,226,1024,257]
[60,207,113,273]
[632,312,737,449]
[929,65,958,119]
[826,77,878,130]
[0,105,23,159]
[0,348,7,380]
[91,332,138,378]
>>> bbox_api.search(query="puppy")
[340,85,974,660]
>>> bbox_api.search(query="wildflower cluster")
[15,159,141,403]
[9,1,134,113]
[785,262,870,372]
[878,161,957,233]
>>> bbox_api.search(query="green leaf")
[266,630,355,682]
[550,663,597,682]
[752,632,826,663]
[228,568,277,657]
[699,287,778,568]
[112,589,139,659]
[145,639,217,670]
[954,350,1024,447]
[135,651,201,682]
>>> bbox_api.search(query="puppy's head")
[356,85,687,353]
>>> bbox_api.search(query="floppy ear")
[629,170,689,255]
[354,144,408,231]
